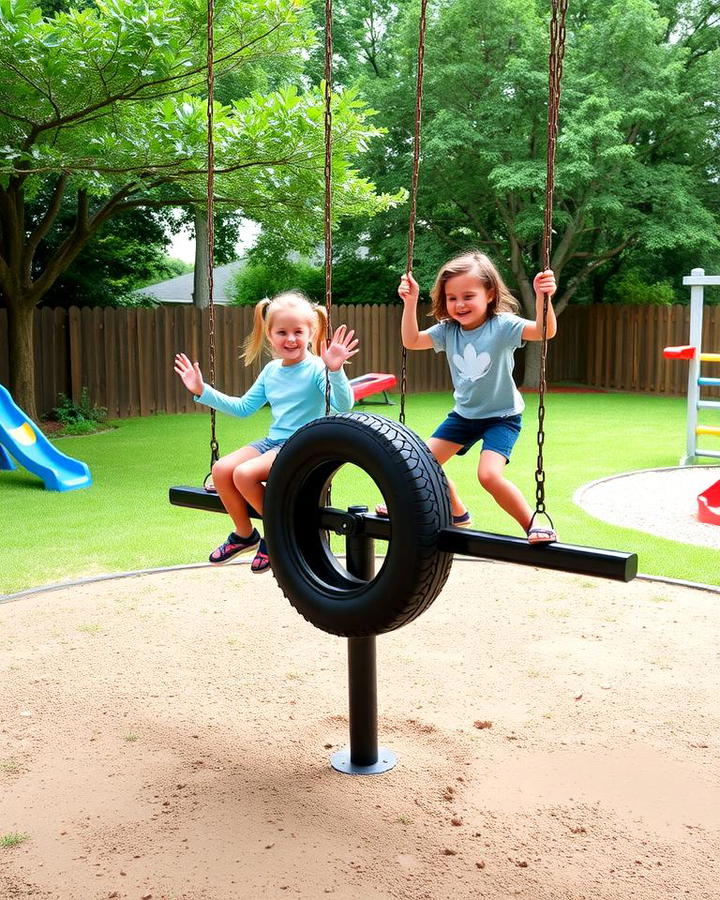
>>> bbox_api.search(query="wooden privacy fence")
[0,303,718,419]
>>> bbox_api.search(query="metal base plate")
[330,747,397,775]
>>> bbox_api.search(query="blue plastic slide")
[0,384,92,491]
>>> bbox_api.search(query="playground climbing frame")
[664,268,720,465]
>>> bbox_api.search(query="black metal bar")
[346,636,378,767]
[328,507,396,774]
[437,526,638,583]
[170,488,636,583]
[345,505,378,767]
[319,508,392,539]
[346,506,376,579]
[169,486,260,519]
[319,509,635,583]
[169,485,225,513]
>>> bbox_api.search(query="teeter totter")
[349,373,397,405]
[172,0,636,774]
[171,413,637,775]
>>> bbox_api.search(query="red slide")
[697,480,720,525]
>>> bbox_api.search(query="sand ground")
[1,558,719,900]
[575,466,720,551]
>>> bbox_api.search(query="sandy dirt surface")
[1,559,719,900]
[575,466,720,551]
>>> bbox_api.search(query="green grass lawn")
[1,391,719,595]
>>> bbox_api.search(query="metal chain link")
[205,0,219,481]
[400,0,428,427]
[532,0,567,525]
[320,0,334,513]
[323,0,333,417]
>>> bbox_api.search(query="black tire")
[263,413,454,637]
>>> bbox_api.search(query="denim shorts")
[249,436,287,455]
[431,411,522,460]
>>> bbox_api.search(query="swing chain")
[400,0,428,427]
[323,0,334,418]
[206,0,219,474]
[533,0,567,522]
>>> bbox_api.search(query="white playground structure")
[664,268,720,466]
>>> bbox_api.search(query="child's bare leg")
[231,450,278,521]
[426,437,468,518]
[477,449,533,533]
[212,446,259,536]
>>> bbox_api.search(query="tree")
[346,0,719,384]
[32,207,174,307]
[305,0,400,82]
[0,0,400,418]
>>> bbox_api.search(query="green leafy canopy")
[0,0,401,239]
[0,0,403,416]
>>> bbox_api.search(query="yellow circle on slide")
[9,422,36,446]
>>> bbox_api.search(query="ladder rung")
[697,449,720,459]
[698,400,720,410]
[698,377,720,387]
[700,353,720,363]
[696,426,720,437]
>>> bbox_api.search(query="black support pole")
[330,506,397,775]
[346,637,379,767]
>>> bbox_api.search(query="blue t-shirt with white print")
[427,313,530,419]
[194,355,354,440]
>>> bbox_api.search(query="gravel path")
[575,466,720,549]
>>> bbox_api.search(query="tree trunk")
[193,207,210,308]
[6,301,38,421]
[521,340,543,390]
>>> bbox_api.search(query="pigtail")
[242,297,272,365]
[311,304,328,357]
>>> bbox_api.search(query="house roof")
[138,260,243,305]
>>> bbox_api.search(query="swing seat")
[169,485,260,519]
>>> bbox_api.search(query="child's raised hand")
[398,272,420,304]
[174,352,204,396]
[322,325,359,371]
[533,269,557,298]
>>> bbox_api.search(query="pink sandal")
[527,525,557,544]
[250,538,271,574]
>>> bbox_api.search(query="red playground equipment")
[663,268,720,527]
[350,373,397,405]
[697,479,720,526]
[663,268,720,466]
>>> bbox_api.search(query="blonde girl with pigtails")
[174,291,358,574]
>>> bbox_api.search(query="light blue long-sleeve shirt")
[194,355,354,440]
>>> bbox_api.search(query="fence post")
[68,306,82,403]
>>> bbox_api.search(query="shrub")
[51,388,108,435]
[228,260,324,306]
[605,270,676,305]
[228,257,401,306]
